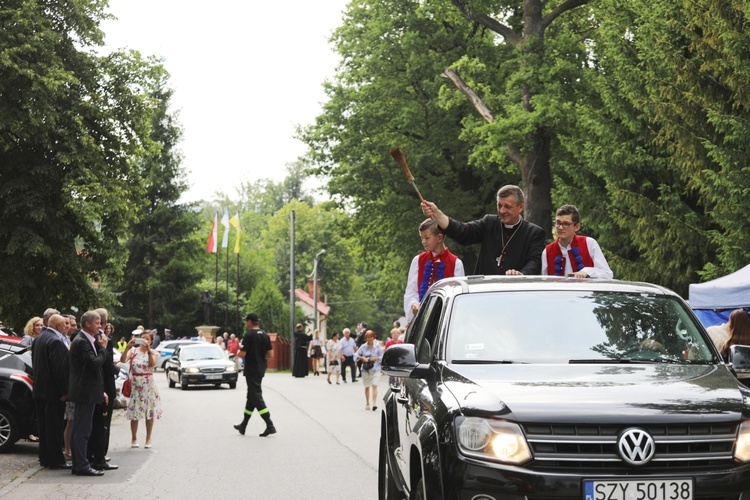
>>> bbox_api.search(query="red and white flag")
[206,213,218,253]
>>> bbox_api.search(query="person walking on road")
[234,312,276,437]
[326,332,342,385]
[291,323,312,378]
[339,328,357,383]
[356,330,384,411]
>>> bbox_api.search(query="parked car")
[0,327,22,343]
[379,276,750,500]
[165,344,237,390]
[0,340,35,452]
[153,340,200,370]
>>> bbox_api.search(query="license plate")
[205,374,222,380]
[584,478,692,500]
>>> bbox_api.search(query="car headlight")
[225,364,236,372]
[735,420,750,462]
[185,367,200,374]
[455,416,532,465]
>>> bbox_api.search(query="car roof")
[430,275,678,297]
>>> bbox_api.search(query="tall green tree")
[0,1,165,326]
[559,0,750,294]
[442,0,593,234]
[302,0,506,307]
[115,84,204,334]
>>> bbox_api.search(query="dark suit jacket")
[68,333,106,404]
[445,215,545,275]
[31,329,70,401]
[101,337,118,398]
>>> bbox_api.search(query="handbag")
[122,377,132,398]
[363,360,375,371]
[122,349,136,398]
[330,360,339,366]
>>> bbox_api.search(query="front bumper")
[445,456,750,499]
[181,372,238,385]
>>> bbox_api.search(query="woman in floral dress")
[120,331,162,448]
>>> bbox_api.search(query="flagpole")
[214,251,218,322]
[225,245,229,328]
[235,251,240,334]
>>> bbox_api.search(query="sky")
[100,0,350,203]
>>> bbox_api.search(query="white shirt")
[541,237,613,279]
[404,252,465,325]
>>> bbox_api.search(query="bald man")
[32,314,71,469]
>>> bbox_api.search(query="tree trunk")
[448,0,589,239]
[520,130,552,237]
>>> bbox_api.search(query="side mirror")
[382,344,431,379]
[729,345,750,380]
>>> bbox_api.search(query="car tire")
[229,382,236,389]
[0,405,20,453]
[180,377,188,390]
[378,432,401,500]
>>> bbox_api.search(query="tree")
[0,2,166,326]
[302,0,507,307]
[115,84,205,334]
[559,0,750,294]
[444,0,593,235]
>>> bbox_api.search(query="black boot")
[234,412,251,435]
[259,411,276,437]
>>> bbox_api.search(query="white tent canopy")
[688,263,750,309]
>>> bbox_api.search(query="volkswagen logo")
[617,428,655,465]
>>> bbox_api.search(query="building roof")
[295,289,331,316]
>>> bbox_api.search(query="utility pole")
[311,249,326,332]
[289,209,295,369]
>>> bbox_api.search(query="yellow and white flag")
[229,212,241,254]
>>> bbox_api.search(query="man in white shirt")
[541,204,613,278]
[338,328,358,383]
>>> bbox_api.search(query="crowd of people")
[289,320,405,411]
[24,307,161,476]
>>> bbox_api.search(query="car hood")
[442,363,749,423]
[180,359,230,369]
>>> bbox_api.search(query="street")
[0,370,383,499]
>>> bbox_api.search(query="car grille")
[523,422,738,471]
[201,367,225,373]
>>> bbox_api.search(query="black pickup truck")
[380,276,750,500]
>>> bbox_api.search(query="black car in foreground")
[0,340,35,452]
[380,276,750,500]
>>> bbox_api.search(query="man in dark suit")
[87,308,119,471]
[68,310,109,476]
[31,313,71,469]
[421,184,545,276]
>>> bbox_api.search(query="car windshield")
[446,291,716,364]
[181,346,223,361]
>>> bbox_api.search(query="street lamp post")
[310,249,325,332]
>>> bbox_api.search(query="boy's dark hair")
[556,204,581,224]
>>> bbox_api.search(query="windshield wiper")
[570,358,685,364]
[451,359,519,364]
